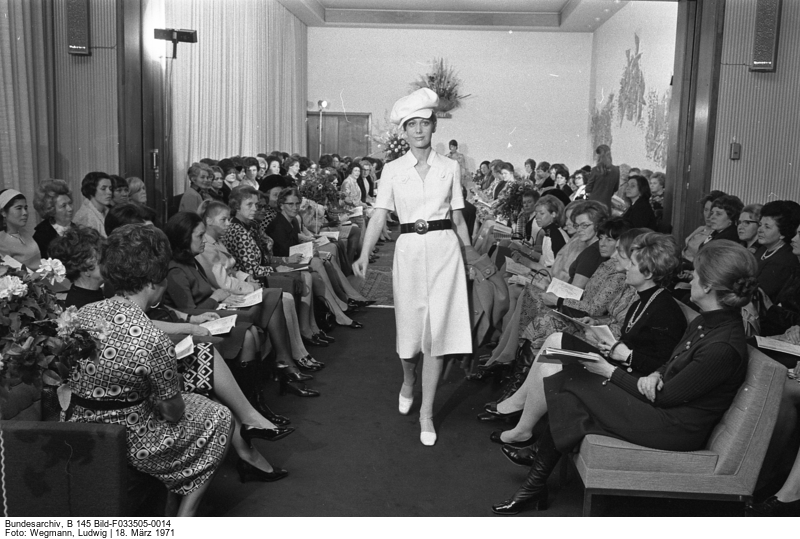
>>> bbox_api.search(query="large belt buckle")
[414,219,429,235]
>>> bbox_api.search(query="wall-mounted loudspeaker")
[751,0,781,72]
[66,0,90,56]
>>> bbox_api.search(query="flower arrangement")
[494,179,534,223]
[298,167,341,208]
[0,259,106,411]
[372,118,410,163]
[412,58,470,113]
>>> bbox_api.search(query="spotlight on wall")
[154,28,197,59]
[318,100,329,110]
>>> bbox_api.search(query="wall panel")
[52,0,119,196]
[711,0,800,204]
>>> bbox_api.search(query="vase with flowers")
[0,258,108,416]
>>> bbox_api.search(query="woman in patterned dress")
[66,224,232,516]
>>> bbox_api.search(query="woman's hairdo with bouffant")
[759,200,800,241]
[49,225,105,282]
[630,232,680,286]
[694,239,759,309]
[33,179,72,222]
[570,199,609,229]
[227,185,260,216]
[101,224,172,296]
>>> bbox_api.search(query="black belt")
[400,219,452,235]
[65,393,147,420]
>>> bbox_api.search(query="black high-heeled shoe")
[316,330,335,343]
[279,378,321,397]
[236,458,289,483]
[491,432,562,515]
[302,335,329,347]
[501,444,537,467]
[746,495,800,517]
[477,402,522,422]
[489,430,534,447]
[340,320,363,329]
[240,424,295,445]
[277,365,313,382]
[296,355,324,371]
[252,392,291,426]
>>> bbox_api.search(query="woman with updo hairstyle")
[68,224,234,516]
[32,179,75,259]
[492,239,756,515]
[753,200,800,302]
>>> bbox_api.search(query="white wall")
[308,27,593,175]
[589,1,678,172]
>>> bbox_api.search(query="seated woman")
[32,179,75,259]
[569,170,588,202]
[477,201,587,369]
[622,175,658,230]
[0,189,41,269]
[487,232,685,449]
[509,195,568,268]
[222,186,334,347]
[753,200,800,303]
[491,240,756,514]
[197,200,323,371]
[55,225,292,491]
[178,163,213,214]
[649,172,666,227]
[127,176,147,206]
[681,190,726,267]
[266,187,361,328]
[73,172,113,237]
[738,203,762,253]
[109,175,130,206]
[164,212,320,398]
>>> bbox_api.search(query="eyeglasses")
[574,222,594,230]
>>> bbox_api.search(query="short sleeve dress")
[374,150,472,358]
[67,299,232,495]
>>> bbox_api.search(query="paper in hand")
[546,278,584,300]
[348,206,363,218]
[505,257,531,276]
[314,236,331,247]
[200,314,237,335]
[226,289,262,308]
[289,242,314,264]
[175,335,194,359]
[319,231,340,241]
[588,325,616,345]
[756,336,800,357]
[275,265,309,273]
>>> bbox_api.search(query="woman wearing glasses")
[738,204,762,253]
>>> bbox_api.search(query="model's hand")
[353,257,369,279]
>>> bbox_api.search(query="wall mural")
[589,34,671,169]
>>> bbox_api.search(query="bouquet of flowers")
[298,167,341,208]
[372,119,410,163]
[494,179,534,223]
[0,259,107,411]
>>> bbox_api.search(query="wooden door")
[307,112,371,161]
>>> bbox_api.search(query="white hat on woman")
[390,88,439,126]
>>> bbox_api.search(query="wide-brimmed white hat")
[390,88,439,126]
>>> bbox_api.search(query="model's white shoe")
[398,383,414,415]
[399,394,414,415]
[420,417,436,446]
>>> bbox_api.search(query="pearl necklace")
[625,288,663,332]
[761,243,784,260]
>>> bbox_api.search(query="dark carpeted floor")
[200,307,746,517]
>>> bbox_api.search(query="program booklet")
[546,278,584,300]
[225,289,262,308]
[289,241,314,264]
[756,336,800,357]
[540,348,603,365]
[199,314,237,336]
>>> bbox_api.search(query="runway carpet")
[201,307,745,518]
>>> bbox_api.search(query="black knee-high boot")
[492,426,563,515]
[229,359,292,426]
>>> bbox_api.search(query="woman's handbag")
[314,296,336,332]
[178,342,215,396]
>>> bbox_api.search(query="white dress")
[375,150,473,358]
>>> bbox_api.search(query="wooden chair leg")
[583,490,594,517]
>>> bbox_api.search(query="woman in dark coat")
[32,179,76,259]
[491,240,758,514]
[621,175,658,230]
[752,200,800,303]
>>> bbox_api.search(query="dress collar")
[399,149,437,168]
[696,308,741,329]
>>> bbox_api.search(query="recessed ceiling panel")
[320,0,570,12]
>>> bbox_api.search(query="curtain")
[165,0,308,194]
[0,0,55,224]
